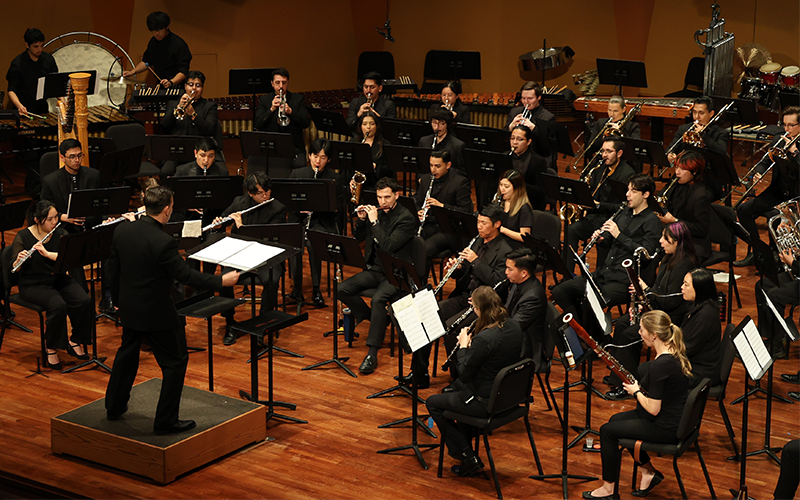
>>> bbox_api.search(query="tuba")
[768,198,800,279]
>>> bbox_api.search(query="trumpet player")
[288,139,345,308]
[564,136,635,273]
[429,81,471,124]
[505,81,554,131]
[656,151,712,261]
[666,96,728,163]
[346,71,397,130]
[254,68,310,170]
[419,108,466,174]
[735,106,800,267]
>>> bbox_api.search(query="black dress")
[503,203,534,248]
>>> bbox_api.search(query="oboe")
[416,176,436,236]
[12,223,61,273]
[201,199,274,232]
[433,235,480,295]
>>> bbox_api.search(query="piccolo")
[12,223,61,273]
[201,199,274,232]
[93,207,146,229]
[563,312,640,388]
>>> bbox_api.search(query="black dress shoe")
[631,470,664,497]
[733,253,754,267]
[396,372,430,389]
[286,290,305,304]
[98,298,117,315]
[442,382,458,393]
[359,354,378,374]
[46,351,62,370]
[154,419,196,435]
[582,491,618,500]
[781,373,800,384]
[223,327,237,346]
[451,455,484,477]
[67,343,90,361]
[602,375,612,386]
[789,391,800,401]
[107,405,128,421]
[605,386,632,401]
[312,291,326,307]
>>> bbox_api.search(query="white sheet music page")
[733,332,760,380]
[182,220,202,238]
[190,237,247,264]
[223,242,283,272]
[744,320,772,372]
[391,294,429,352]
[762,289,798,341]
[416,289,446,342]
[585,281,609,334]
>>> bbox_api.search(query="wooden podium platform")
[51,378,267,484]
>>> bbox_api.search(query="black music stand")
[685,144,740,200]
[228,68,275,122]
[422,50,482,82]
[596,58,648,97]
[239,131,295,175]
[384,145,431,195]
[382,118,431,147]
[396,196,420,235]
[456,124,510,152]
[303,230,365,378]
[464,148,513,208]
[88,137,117,171]
[37,70,99,100]
[145,135,201,165]
[530,311,597,500]
[67,186,133,223]
[166,176,244,212]
[55,226,115,374]
[329,140,373,179]
[162,221,202,250]
[622,138,670,176]
[541,174,597,261]
[522,233,571,288]
[98,145,144,186]
[0,200,33,333]
[309,108,351,139]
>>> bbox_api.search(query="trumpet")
[12,223,61,273]
[434,235,480,295]
[350,171,366,204]
[365,92,373,111]
[173,89,195,120]
[442,96,453,112]
[417,175,436,236]
[519,105,531,123]
[277,89,290,127]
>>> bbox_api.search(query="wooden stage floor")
[0,136,797,499]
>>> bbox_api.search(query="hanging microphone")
[376,20,395,42]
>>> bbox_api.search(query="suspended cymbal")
[101,76,144,85]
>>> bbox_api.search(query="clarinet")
[416,176,436,236]
[433,235,480,295]
[579,203,626,260]
[431,135,438,150]
[12,223,61,273]
[305,166,319,232]
[201,199,274,232]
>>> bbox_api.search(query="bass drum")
[45,32,135,109]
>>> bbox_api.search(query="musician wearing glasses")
[10,200,92,371]
[338,177,415,375]
[349,112,390,190]
[122,12,192,88]
[254,67,310,169]
[509,125,550,211]
[656,151,711,262]
[735,105,800,267]
[288,139,345,308]
[552,174,661,339]
[419,108,466,174]
[346,72,397,129]
[413,150,472,271]
[429,81,471,124]
[666,96,728,163]
[564,136,635,273]
[213,172,288,345]
[604,222,697,401]
[755,247,799,360]
[41,139,101,234]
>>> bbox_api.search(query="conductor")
[104,186,239,434]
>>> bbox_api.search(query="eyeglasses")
[783,122,800,128]
[185,82,203,88]
[65,153,84,160]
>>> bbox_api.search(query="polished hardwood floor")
[0,133,797,499]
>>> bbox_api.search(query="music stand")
[778,90,800,109]
[67,186,133,235]
[422,50,481,81]
[384,145,431,195]
[55,225,116,373]
[98,145,144,186]
[329,140,373,180]
[686,144,739,188]
[88,137,117,171]
[622,138,670,176]
[456,124,510,152]
[541,174,597,261]
[162,221,202,251]
[522,233,572,286]
[463,148,513,208]
[530,310,597,500]
[0,200,33,332]
[239,131,296,175]
[309,108,351,139]
[596,58,648,96]
[145,135,201,165]
[228,68,275,122]
[429,205,478,242]
[303,230,365,377]
[382,118,431,147]
[37,70,99,100]
[165,176,244,212]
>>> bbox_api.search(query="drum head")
[781,65,800,76]
[761,62,783,73]
[52,42,127,108]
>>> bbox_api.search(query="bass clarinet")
[433,235,480,295]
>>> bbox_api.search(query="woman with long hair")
[429,80,471,124]
[10,200,93,370]
[584,310,691,499]
[679,268,722,387]
[425,286,524,478]
[350,111,390,190]
[495,169,533,245]
[605,221,698,400]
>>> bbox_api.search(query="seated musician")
[495,170,533,247]
[348,112,391,190]
[419,108,466,174]
[429,81,471,124]
[564,135,636,273]
[346,71,397,130]
[735,105,800,267]
[656,151,711,262]
[174,137,227,177]
[509,125,550,211]
[413,150,472,271]
[338,177,415,374]
[678,268,721,387]
[756,248,799,359]
[11,200,93,370]
[122,11,192,88]
[425,286,524,478]
[605,222,697,400]
[254,67,311,170]
[503,248,546,368]
[584,310,691,500]
[410,204,512,387]
[213,172,288,345]
[288,138,345,308]
[586,95,641,150]
[160,70,224,176]
[666,96,728,162]
[505,81,555,168]
[552,174,661,338]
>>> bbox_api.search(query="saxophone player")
[254,68,310,170]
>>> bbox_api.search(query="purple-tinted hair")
[662,221,697,269]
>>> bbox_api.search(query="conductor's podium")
[51,378,267,484]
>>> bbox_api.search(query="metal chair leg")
[483,432,503,499]
[696,443,717,498]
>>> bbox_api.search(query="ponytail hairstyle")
[640,310,692,377]
[471,286,508,334]
[497,169,531,217]
[27,199,55,227]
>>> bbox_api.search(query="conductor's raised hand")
[221,271,240,287]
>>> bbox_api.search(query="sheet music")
[182,220,202,238]
[191,237,246,264]
[733,333,760,380]
[416,289,446,342]
[585,281,610,334]
[223,242,283,272]
[733,318,773,380]
[391,294,430,352]
[762,288,799,341]
[744,320,772,370]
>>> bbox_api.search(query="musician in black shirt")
[504,248,546,369]
[505,82,555,168]
[756,249,799,359]
[123,12,192,88]
[586,96,641,152]
[667,96,728,162]
[419,108,466,174]
[254,67,311,170]
[174,138,227,177]
[429,81,471,124]
[346,72,397,130]
[348,112,390,190]
[509,125,550,210]
[679,269,721,387]
[496,169,534,247]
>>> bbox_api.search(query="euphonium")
[173,89,195,120]
[350,171,366,204]
[768,199,800,279]
[277,89,290,127]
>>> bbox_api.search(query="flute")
[12,223,61,273]
[93,207,146,229]
[201,199,274,232]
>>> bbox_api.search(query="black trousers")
[737,190,784,246]
[337,268,400,349]
[564,214,606,273]
[105,325,188,430]
[551,275,628,339]
[426,379,488,457]
[20,276,92,350]
[221,264,282,318]
[291,239,324,291]
[774,438,800,500]
[599,409,678,483]
[756,273,800,352]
